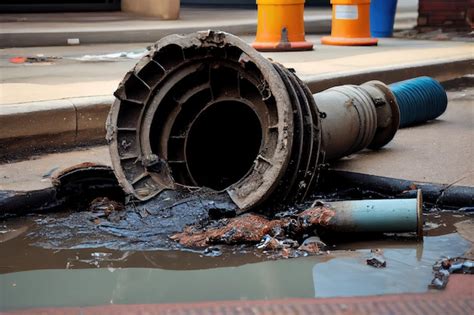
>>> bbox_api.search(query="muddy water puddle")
[0,211,472,311]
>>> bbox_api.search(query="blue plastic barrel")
[370,0,398,38]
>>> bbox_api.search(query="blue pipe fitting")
[390,77,448,128]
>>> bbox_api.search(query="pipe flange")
[362,81,400,149]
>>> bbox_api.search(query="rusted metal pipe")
[107,31,400,212]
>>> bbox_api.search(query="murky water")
[0,211,472,311]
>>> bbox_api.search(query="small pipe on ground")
[324,190,424,239]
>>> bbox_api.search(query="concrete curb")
[0,95,112,156]
[0,12,416,48]
[1,56,471,155]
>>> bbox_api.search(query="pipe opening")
[185,100,263,191]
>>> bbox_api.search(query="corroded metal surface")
[107,31,321,211]
[170,207,335,248]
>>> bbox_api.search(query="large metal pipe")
[106,31,424,212]
[314,81,399,160]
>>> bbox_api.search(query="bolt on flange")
[107,31,399,213]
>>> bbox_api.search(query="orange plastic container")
[252,0,313,51]
[321,0,378,46]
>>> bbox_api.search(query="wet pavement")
[0,233,470,310]
[1,208,472,311]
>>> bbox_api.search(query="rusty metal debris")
[88,197,125,224]
[430,257,474,289]
[366,249,387,268]
[170,206,335,249]
[107,30,400,213]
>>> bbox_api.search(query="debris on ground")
[30,189,236,251]
[70,251,132,269]
[423,221,442,231]
[170,213,286,248]
[430,257,474,289]
[366,249,387,268]
[394,29,473,42]
[170,206,335,259]
[72,50,147,62]
[9,55,61,64]
[438,257,474,274]
[8,51,147,65]
[430,269,450,289]
[202,246,222,257]
[89,197,124,214]
[298,236,326,254]
[170,192,423,255]
[12,161,430,255]
[257,235,285,250]
[88,197,125,223]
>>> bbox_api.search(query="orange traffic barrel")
[252,0,313,52]
[321,0,378,46]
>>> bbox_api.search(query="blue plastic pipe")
[389,76,448,128]
[326,190,423,239]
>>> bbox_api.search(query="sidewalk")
[1,36,471,104]
[0,6,416,48]
[0,36,471,146]
[1,83,472,192]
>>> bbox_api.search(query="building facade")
[418,0,473,30]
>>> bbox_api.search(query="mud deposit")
[1,183,472,255]
[1,202,472,269]
[23,189,237,251]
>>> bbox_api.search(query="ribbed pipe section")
[108,31,402,212]
[390,77,448,128]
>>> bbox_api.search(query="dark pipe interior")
[185,100,262,190]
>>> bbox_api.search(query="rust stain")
[171,206,335,248]
[170,214,273,248]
